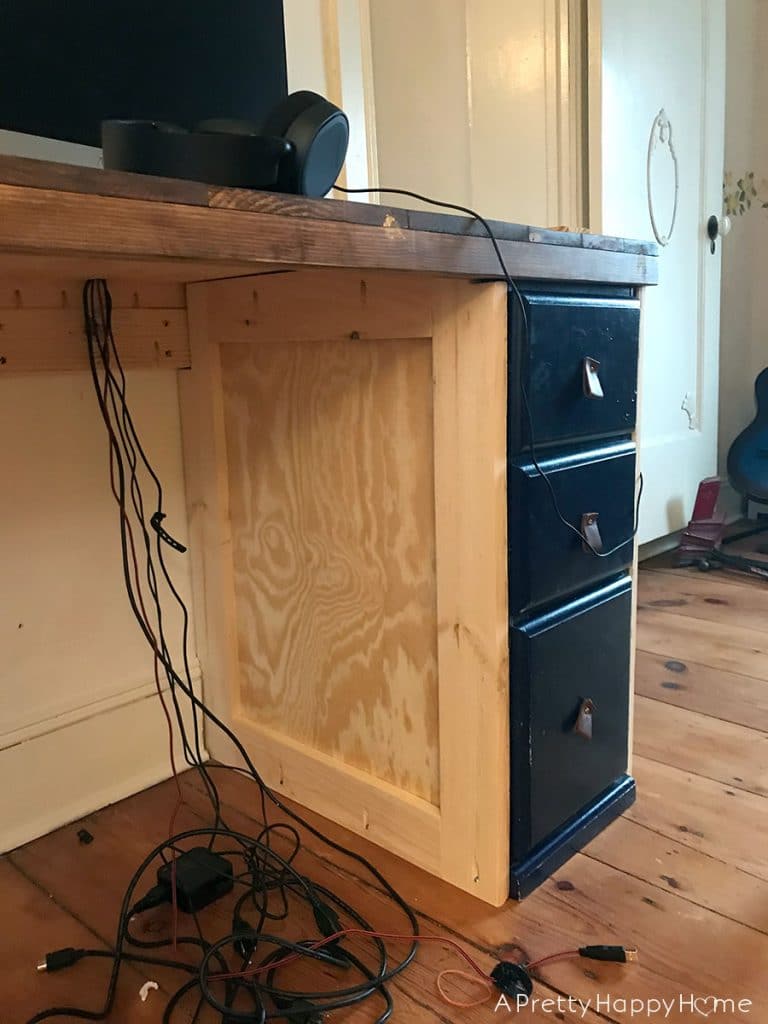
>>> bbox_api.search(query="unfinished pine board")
[634,695,768,796]
[181,269,509,904]
[635,649,768,731]
[0,276,190,374]
[207,268,435,343]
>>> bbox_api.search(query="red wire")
[526,949,580,970]
[436,969,493,1008]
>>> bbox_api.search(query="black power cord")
[26,280,421,1023]
[333,183,643,558]
[26,276,642,1023]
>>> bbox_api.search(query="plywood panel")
[220,336,440,804]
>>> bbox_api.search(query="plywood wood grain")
[221,336,440,804]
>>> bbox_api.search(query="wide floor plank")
[188,768,768,1022]
[637,607,768,680]
[629,756,768,883]
[6,554,768,1022]
[0,859,193,1023]
[634,695,768,795]
[584,815,768,936]
[635,649,768,731]
[638,567,768,632]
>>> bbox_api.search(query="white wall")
[0,111,207,853]
[719,0,768,515]
[368,0,583,226]
[0,367,201,852]
[0,3,374,852]
[283,0,376,190]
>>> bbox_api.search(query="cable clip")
[150,512,187,553]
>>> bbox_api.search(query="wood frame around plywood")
[180,268,510,905]
[0,277,189,374]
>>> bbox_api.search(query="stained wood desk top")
[0,154,658,285]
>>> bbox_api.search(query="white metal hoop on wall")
[646,109,679,246]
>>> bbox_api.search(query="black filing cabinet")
[507,283,639,898]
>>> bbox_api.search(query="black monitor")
[0,1,288,147]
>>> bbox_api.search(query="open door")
[588,0,726,545]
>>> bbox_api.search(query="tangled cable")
[28,277,637,1022]
[27,279,422,1023]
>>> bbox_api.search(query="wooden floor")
[7,544,768,1022]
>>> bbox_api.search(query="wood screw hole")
[0,355,7,365]
[164,349,173,358]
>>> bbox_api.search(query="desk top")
[0,154,658,285]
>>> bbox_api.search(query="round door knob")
[707,214,730,253]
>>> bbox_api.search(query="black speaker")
[102,91,349,197]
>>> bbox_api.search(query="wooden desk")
[0,155,657,906]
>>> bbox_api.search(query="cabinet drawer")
[510,576,632,860]
[508,287,639,452]
[508,441,636,617]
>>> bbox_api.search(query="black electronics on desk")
[0,1,288,147]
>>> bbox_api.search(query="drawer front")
[508,288,640,452]
[508,441,636,617]
[510,576,632,860]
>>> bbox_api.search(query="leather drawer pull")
[572,698,595,740]
[581,512,604,553]
[583,356,604,399]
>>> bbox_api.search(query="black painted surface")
[0,2,287,146]
[508,440,636,617]
[510,577,632,861]
[509,775,636,898]
[508,286,640,452]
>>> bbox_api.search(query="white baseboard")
[1,684,207,854]
[639,531,681,561]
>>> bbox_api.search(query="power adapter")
[155,846,234,914]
